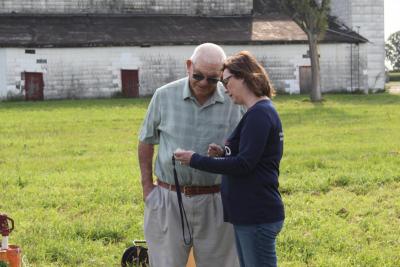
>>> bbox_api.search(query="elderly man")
[138,43,241,267]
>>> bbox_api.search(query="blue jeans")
[233,220,284,267]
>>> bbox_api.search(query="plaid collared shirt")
[139,77,242,186]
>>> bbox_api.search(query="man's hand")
[207,143,224,157]
[174,149,195,166]
[142,183,156,201]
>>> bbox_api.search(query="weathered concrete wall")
[237,45,309,94]
[330,0,352,27]
[139,51,187,95]
[0,50,6,98]
[3,46,189,99]
[242,43,366,94]
[320,43,368,92]
[5,47,116,99]
[1,44,365,100]
[0,0,252,15]
[354,0,385,90]
[331,0,385,91]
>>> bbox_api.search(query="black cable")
[172,155,193,246]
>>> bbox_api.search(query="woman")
[174,51,285,267]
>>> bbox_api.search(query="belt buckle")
[183,186,192,197]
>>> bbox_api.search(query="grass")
[1,94,400,266]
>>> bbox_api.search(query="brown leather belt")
[156,179,220,197]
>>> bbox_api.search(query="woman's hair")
[223,51,275,97]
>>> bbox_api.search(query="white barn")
[0,0,384,100]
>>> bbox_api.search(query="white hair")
[190,43,226,65]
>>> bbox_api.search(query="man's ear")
[186,60,192,73]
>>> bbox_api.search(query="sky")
[385,0,400,40]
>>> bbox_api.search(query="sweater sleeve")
[190,108,271,176]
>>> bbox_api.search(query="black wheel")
[121,245,149,267]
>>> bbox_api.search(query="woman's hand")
[207,143,224,157]
[174,149,195,166]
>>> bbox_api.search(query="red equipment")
[0,214,21,267]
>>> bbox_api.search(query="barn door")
[121,70,139,98]
[24,72,44,101]
[299,66,312,94]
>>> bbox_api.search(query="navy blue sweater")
[190,99,284,224]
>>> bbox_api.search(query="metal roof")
[0,14,367,48]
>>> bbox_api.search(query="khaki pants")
[144,186,239,267]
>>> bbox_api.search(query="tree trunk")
[308,33,322,102]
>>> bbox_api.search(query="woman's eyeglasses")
[192,73,220,85]
[221,75,233,88]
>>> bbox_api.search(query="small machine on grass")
[0,214,21,267]
[121,240,196,267]
[121,156,196,266]
[121,240,149,267]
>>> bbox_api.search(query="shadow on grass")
[275,93,400,128]
[0,97,152,111]
[280,106,362,128]
[276,92,400,106]
[328,93,400,105]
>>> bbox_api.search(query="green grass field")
[1,94,400,266]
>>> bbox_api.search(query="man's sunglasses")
[192,73,220,85]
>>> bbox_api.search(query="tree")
[276,0,330,102]
[386,31,400,71]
